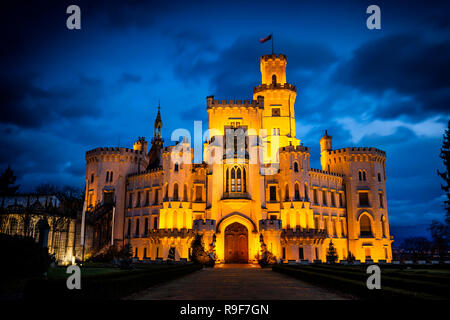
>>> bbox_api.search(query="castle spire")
[154,102,162,140]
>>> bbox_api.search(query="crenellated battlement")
[326,147,386,162]
[206,95,264,109]
[86,146,148,163]
[309,168,344,178]
[280,145,310,154]
[259,219,282,231]
[253,82,296,94]
[193,219,216,232]
[261,53,287,62]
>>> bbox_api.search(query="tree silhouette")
[0,166,19,196]
[326,240,338,264]
[437,120,450,224]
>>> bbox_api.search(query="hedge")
[24,263,202,300]
[272,265,445,299]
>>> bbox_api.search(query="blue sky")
[0,0,449,243]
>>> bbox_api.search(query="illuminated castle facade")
[84,54,392,263]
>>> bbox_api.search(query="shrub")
[190,234,215,267]
[0,234,50,278]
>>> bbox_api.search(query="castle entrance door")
[224,222,248,263]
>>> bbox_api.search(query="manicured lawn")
[25,263,202,299]
[272,264,450,300]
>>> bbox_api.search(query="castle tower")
[320,130,332,171]
[253,54,299,161]
[321,144,392,262]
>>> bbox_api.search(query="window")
[322,190,327,206]
[90,173,94,183]
[272,74,277,84]
[135,247,138,258]
[285,185,290,201]
[324,218,329,235]
[331,192,336,207]
[378,173,382,182]
[110,171,113,182]
[128,193,133,208]
[195,186,202,201]
[315,217,320,229]
[294,184,300,201]
[236,168,242,192]
[183,185,188,201]
[298,247,304,260]
[313,189,318,205]
[282,247,286,260]
[174,163,179,172]
[269,215,277,220]
[304,184,309,201]
[381,216,386,237]
[269,186,277,201]
[135,218,140,236]
[231,168,235,192]
[360,215,372,237]
[341,219,346,237]
[315,247,319,260]
[358,171,362,181]
[363,171,367,181]
[127,219,131,236]
[153,217,158,230]
[339,192,343,207]
[154,189,159,204]
[332,219,337,236]
[144,218,148,235]
[272,128,280,136]
[359,192,369,206]
[227,166,246,193]
[173,183,179,200]
[143,248,147,258]
[106,171,109,182]
[379,192,384,208]
[294,162,299,172]
[136,192,141,207]
[145,190,149,206]
[272,107,280,117]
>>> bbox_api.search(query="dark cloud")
[333,34,450,119]
[0,74,103,128]
[174,35,337,98]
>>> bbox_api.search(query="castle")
[83,53,393,263]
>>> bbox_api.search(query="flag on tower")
[259,34,272,43]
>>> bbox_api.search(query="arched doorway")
[225,222,248,263]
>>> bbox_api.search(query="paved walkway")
[129,264,350,300]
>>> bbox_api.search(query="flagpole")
[272,34,274,55]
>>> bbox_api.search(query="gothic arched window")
[173,183,179,200]
[294,162,299,172]
[231,168,236,192]
[360,215,372,237]
[294,183,300,201]
[236,168,242,192]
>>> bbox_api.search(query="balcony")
[222,192,251,200]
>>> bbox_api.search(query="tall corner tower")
[253,54,299,157]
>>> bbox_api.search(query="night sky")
[1,0,449,243]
